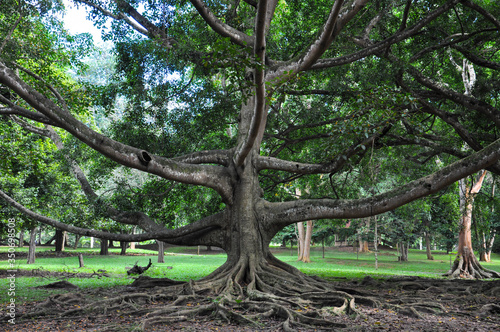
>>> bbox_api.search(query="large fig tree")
[2,0,500,328]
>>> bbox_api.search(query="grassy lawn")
[1,245,500,304]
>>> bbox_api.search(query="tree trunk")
[78,253,85,268]
[296,222,305,260]
[27,227,37,264]
[445,171,500,279]
[296,221,313,263]
[55,229,64,252]
[120,241,128,255]
[73,234,81,249]
[479,232,490,262]
[398,241,408,262]
[18,229,24,247]
[373,215,378,270]
[37,226,42,246]
[425,231,434,260]
[157,240,165,263]
[359,239,369,253]
[303,220,313,263]
[99,238,109,255]
[480,180,496,263]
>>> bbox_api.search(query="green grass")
[1,245,500,305]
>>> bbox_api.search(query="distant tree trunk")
[322,237,325,259]
[296,221,313,263]
[99,238,109,255]
[373,215,378,270]
[120,241,128,255]
[55,229,64,252]
[109,240,115,248]
[425,232,434,260]
[445,171,500,279]
[479,232,490,262]
[157,240,165,263]
[206,245,212,251]
[78,253,85,268]
[480,181,496,263]
[18,229,24,247]
[359,239,369,253]
[37,227,43,245]
[73,234,81,249]
[27,227,37,264]
[398,242,409,261]
[281,237,287,248]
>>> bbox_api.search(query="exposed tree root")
[8,252,500,331]
[444,248,500,279]
[5,273,500,331]
[13,256,368,330]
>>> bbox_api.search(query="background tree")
[2,0,500,328]
[471,174,499,262]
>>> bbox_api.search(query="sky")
[62,0,105,44]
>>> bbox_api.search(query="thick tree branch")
[0,61,234,202]
[7,116,166,232]
[451,45,500,71]
[233,0,269,167]
[172,149,233,166]
[310,0,460,70]
[460,0,500,30]
[259,138,500,232]
[268,0,367,80]
[189,0,254,47]
[257,124,390,174]
[0,186,226,245]
[405,64,500,127]
[295,0,346,71]
[0,96,56,125]
[115,0,176,47]
[75,0,143,36]
[399,0,412,32]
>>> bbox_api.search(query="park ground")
[1,245,500,331]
